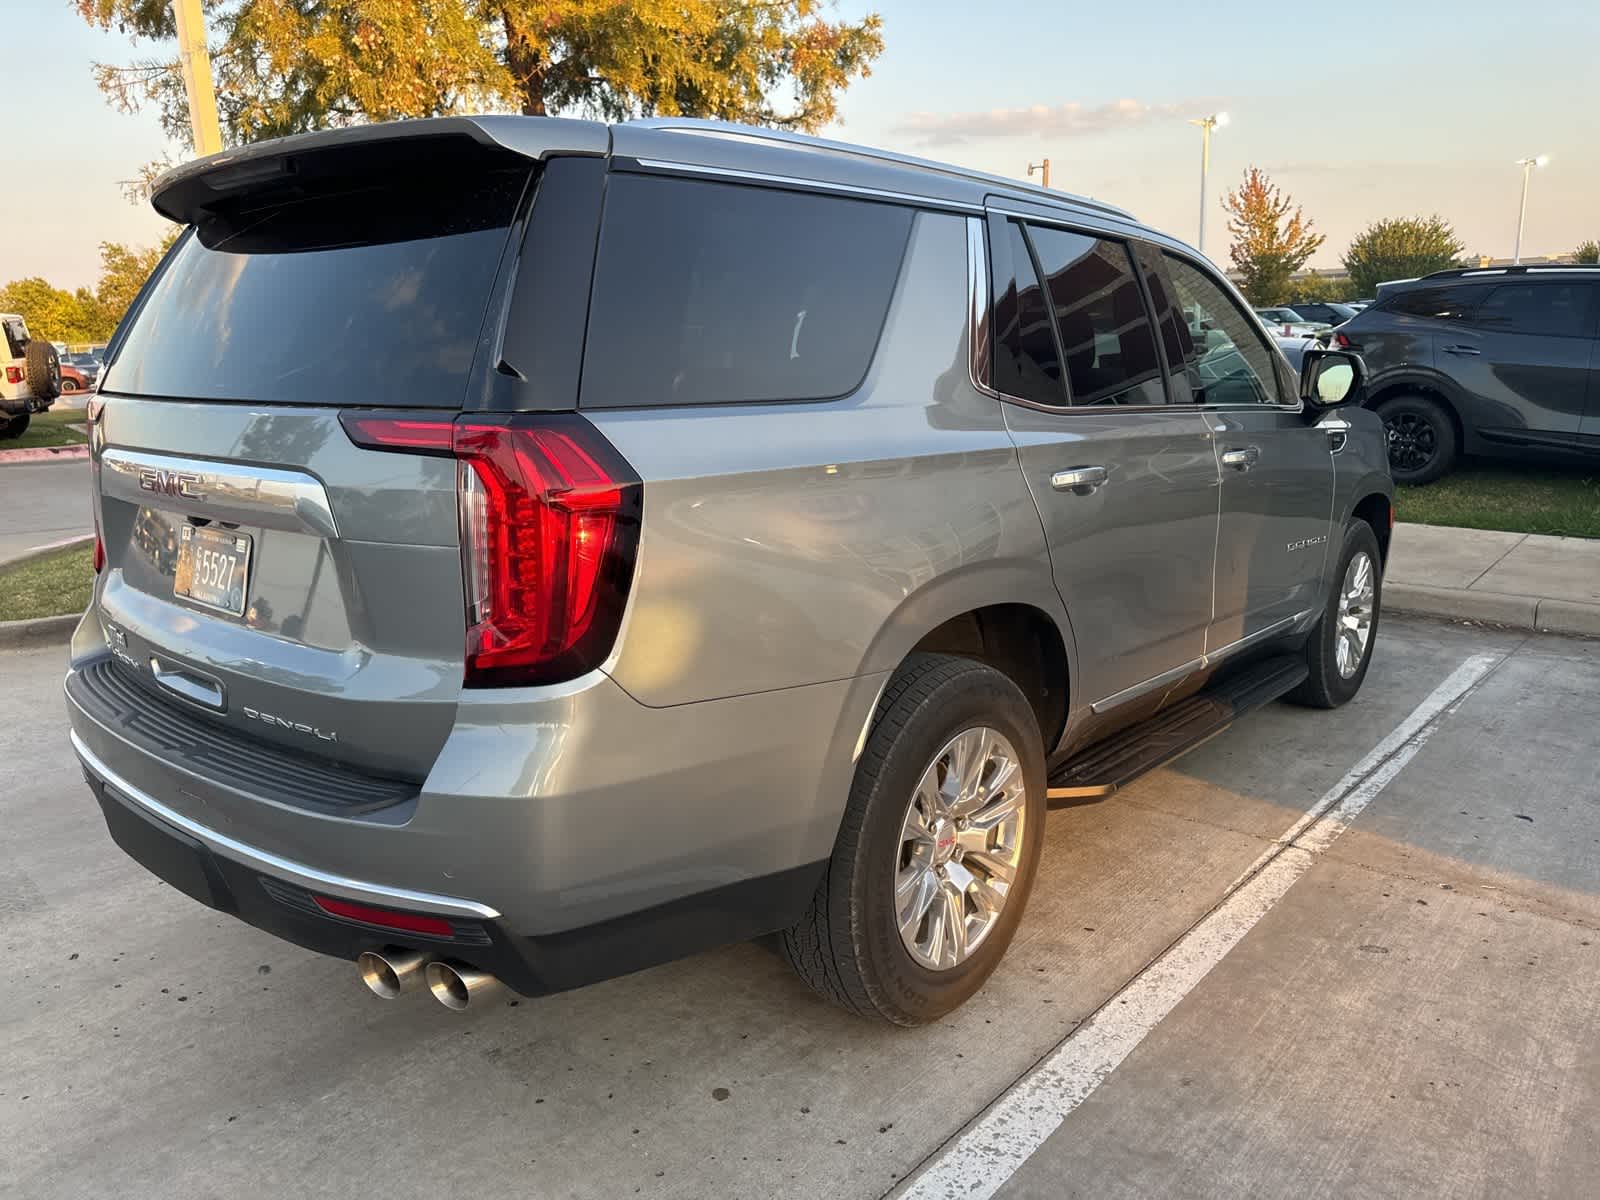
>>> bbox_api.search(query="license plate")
[174,525,252,616]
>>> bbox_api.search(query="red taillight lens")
[340,410,641,687]
[4,366,20,384]
[1335,332,1354,350]
[311,894,455,937]
[453,417,641,687]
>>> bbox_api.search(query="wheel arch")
[1351,490,1394,565]
[1366,377,1466,451]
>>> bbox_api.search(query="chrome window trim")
[627,158,983,214]
[1089,610,1315,714]
[71,731,502,920]
[101,448,339,539]
[965,216,995,396]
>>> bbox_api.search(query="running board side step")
[1046,655,1309,804]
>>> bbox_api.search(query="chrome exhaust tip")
[357,948,430,999]
[425,960,503,1011]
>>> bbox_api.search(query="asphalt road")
[2,617,1595,1198]
[0,459,91,563]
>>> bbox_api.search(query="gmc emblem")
[138,468,205,500]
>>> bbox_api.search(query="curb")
[0,533,94,574]
[0,613,79,650]
[1385,583,1600,639]
[0,444,90,464]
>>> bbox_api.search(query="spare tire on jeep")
[24,340,60,401]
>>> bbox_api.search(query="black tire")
[0,413,30,440]
[24,340,61,402]
[1287,520,1382,709]
[1376,393,1456,485]
[780,653,1046,1025]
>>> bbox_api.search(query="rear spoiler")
[150,116,610,225]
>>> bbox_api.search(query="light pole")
[1187,112,1229,258]
[171,0,223,155]
[1513,155,1549,265]
[1028,158,1051,189]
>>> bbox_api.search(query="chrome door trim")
[101,448,340,539]
[965,216,993,395]
[71,731,501,920]
[1088,609,1315,714]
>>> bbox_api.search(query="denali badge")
[138,468,206,500]
[1286,535,1327,553]
[242,705,338,743]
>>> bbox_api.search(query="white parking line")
[896,653,1503,1200]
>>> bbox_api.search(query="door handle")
[1050,465,1109,494]
[149,656,226,710]
[1318,416,1352,453]
[1443,344,1481,356]
[1221,446,1260,471]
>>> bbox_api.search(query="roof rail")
[626,117,1136,221]
[1421,263,1600,281]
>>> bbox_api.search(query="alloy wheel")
[894,726,1026,971]
[1385,412,1436,474]
[1336,550,1376,679]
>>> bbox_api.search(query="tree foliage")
[1574,240,1600,265]
[1285,274,1347,304]
[1221,168,1325,306]
[0,233,178,344]
[1342,215,1465,297]
[75,1,885,147]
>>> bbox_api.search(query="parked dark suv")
[66,116,1389,1025]
[1336,265,1600,484]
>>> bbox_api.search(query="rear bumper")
[78,746,821,996]
[66,619,882,992]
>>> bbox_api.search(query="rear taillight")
[1335,332,1357,350]
[86,398,106,573]
[341,411,641,687]
[4,366,21,385]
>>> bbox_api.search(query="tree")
[1286,274,1346,304]
[1342,215,1465,297]
[1221,168,1325,306]
[1574,240,1600,265]
[0,232,177,345]
[75,1,885,148]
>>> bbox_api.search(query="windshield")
[106,167,529,407]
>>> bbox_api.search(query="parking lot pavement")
[0,459,91,563]
[3,617,1594,1199]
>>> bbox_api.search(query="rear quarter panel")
[586,210,1066,709]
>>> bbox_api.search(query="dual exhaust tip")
[357,948,503,1011]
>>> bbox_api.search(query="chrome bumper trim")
[71,730,501,920]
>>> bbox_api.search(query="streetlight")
[1028,158,1051,189]
[1187,112,1229,258]
[1513,154,1549,265]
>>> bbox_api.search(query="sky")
[4,0,1597,290]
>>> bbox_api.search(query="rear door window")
[1382,285,1488,321]
[991,220,1066,406]
[580,175,913,409]
[1473,282,1596,338]
[1025,226,1167,407]
[106,168,529,407]
[1160,253,1282,406]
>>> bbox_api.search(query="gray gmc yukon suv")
[65,117,1391,1025]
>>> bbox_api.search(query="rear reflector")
[339,410,642,687]
[311,894,455,937]
[4,367,20,385]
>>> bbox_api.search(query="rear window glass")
[580,175,913,408]
[991,220,1065,406]
[106,169,528,407]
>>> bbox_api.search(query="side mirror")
[1300,348,1365,410]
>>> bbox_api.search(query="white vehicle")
[2,313,62,439]
[1254,306,1331,338]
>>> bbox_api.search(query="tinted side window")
[1161,254,1281,406]
[1473,283,1595,338]
[581,175,913,409]
[1132,243,1199,404]
[1382,285,1488,321]
[990,220,1065,406]
[1027,226,1166,407]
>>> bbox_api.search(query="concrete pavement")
[0,459,91,564]
[1387,522,1600,636]
[4,618,1596,1198]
